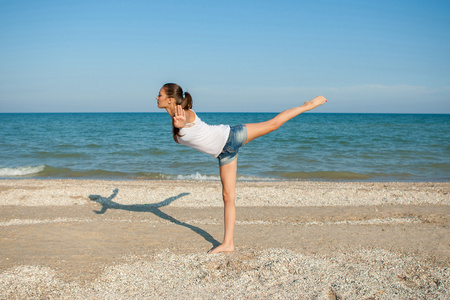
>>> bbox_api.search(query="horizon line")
[1,111,449,115]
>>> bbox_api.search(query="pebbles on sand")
[1,248,449,299]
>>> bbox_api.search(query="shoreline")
[3,176,450,182]
[1,168,449,182]
[1,180,449,298]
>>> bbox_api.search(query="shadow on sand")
[89,188,220,249]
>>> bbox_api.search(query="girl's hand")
[173,105,187,128]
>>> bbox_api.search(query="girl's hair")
[162,83,193,142]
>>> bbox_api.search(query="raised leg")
[245,95,327,144]
[208,158,237,254]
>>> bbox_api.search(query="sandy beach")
[0,179,448,299]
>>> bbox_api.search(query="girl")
[157,83,327,254]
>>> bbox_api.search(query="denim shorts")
[217,124,247,166]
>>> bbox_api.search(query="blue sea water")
[0,112,449,182]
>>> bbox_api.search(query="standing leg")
[245,95,327,144]
[208,158,237,254]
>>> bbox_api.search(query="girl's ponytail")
[182,92,193,110]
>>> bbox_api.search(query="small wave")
[176,173,220,181]
[36,151,88,159]
[0,165,46,177]
[56,143,101,149]
[141,148,167,156]
[57,144,81,149]
[86,144,102,148]
[162,172,220,181]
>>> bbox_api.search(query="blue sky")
[0,0,449,113]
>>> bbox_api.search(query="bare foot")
[207,243,234,254]
[303,95,327,111]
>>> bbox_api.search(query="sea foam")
[175,172,220,181]
[0,165,46,177]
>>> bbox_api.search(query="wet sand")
[0,180,449,299]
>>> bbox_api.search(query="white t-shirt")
[177,111,230,158]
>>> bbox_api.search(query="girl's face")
[156,88,172,109]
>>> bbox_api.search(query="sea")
[0,112,449,182]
